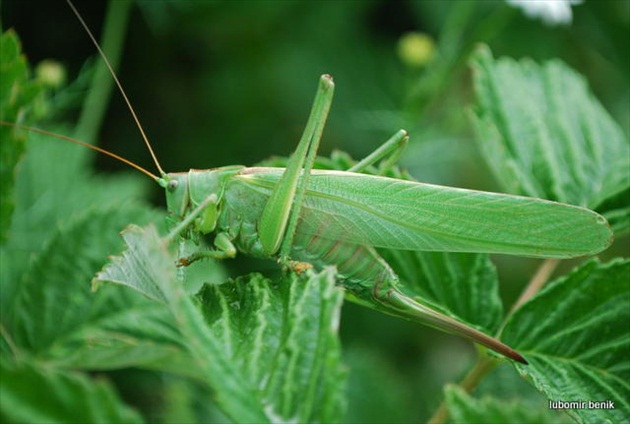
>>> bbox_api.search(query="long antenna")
[1,122,159,181]
[66,0,166,176]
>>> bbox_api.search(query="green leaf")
[4,205,203,387]
[41,299,193,376]
[94,225,347,423]
[502,259,630,423]
[197,270,347,423]
[0,357,143,424]
[93,226,268,422]
[11,131,152,245]
[93,225,172,303]
[476,361,554,407]
[1,125,155,320]
[445,385,569,424]
[470,46,630,233]
[8,205,163,354]
[0,31,44,243]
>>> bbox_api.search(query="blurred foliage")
[1,1,628,422]
[3,1,628,182]
[0,31,43,242]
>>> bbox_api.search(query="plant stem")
[510,258,560,314]
[493,258,559,342]
[428,355,498,424]
[73,0,132,144]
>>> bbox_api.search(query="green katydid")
[155,75,611,365]
[2,1,613,366]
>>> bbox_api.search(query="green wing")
[237,168,612,258]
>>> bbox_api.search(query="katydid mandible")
[6,1,614,365]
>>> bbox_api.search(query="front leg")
[177,232,237,267]
[167,194,219,242]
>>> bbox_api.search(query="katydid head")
[163,167,243,237]
[162,173,189,220]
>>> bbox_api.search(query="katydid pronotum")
[2,2,613,366]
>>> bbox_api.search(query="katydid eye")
[168,180,179,191]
